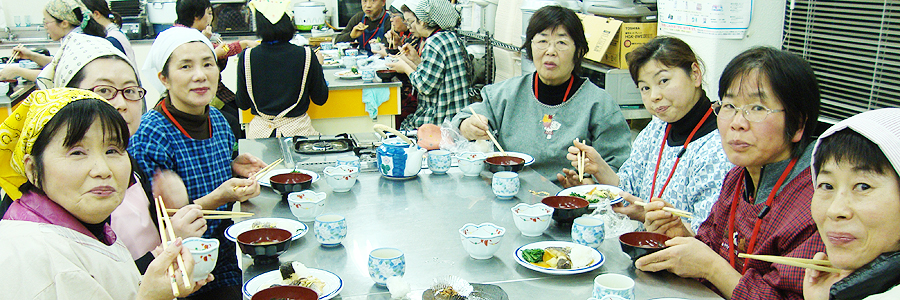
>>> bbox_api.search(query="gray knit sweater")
[451,73,632,182]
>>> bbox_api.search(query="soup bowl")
[485,156,525,173]
[269,173,313,196]
[237,228,293,265]
[619,231,671,261]
[541,196,590,226]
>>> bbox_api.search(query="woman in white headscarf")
[0,0,107,84]
[387,0,471,129]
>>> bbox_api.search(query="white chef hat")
[141,27,215,94]
[811,108,900,181]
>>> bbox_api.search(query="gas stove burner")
[293,135,356,154]
[311,141,334,151]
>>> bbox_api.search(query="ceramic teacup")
[182,237,219,282]
[510,203,554,237]
[572,216,605,248]
[361,67,376,82]
[314,214,347,247]
[456,152,486,177]
[324,165,359,192]
[287,190,327,222]
[427,150,452,174]
[458,223,505,259]
[592,273,635,300]
[368,248,406,286]
[336,156,361,170]
[320,42,334,50]
[491,171,519,199]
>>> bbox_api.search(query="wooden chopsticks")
[154,196,191,295]
[632,200,693,218]
[468,107,506,156]
[233,158,283,192]
[6,45,22,69]
[738,253,842,273]
[577,139,585,183]
[166,208,253,220]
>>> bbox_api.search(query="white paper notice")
[658,0,752,39]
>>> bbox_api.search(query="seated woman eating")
[451,5,631,181]
[0,88,209,299]
[557,36,733,234]
[803,108,900,300]
[634,47,826,300]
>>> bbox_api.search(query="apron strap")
[243,46,313,120]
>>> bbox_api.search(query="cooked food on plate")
[252,220,277,229]
[521,246,593,269]
[569,187,617,204]
[272,261,326,295]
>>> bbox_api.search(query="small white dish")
[242,268,343,300]
[225,218,308,242]
[335,70,362,79]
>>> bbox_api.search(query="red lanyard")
[159,100,211,139]
[727,157,798,273]
[649,108,713,198]
[533,74,574,102]
[361,12,388,47]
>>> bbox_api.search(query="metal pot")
[293,1,327,31]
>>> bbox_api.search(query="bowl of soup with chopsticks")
[485,156,526,173]
[619,231,671,261]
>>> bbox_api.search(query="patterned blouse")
[402,31,470,129]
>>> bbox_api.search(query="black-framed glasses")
[712,102,784,122]
[90,85,146,101]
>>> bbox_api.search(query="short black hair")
[626,36,702,87]
[522,6,588,75]
[67,55,135,88]
[718,46,820,158]
[255,11,295,43]
[21,99,130,194]
[814,128,898,180]
[82,0,122,27]
[175,0,211,27]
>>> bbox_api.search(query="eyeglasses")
[712,102,784,122]
[90,85,146,101]
[531,38,572,51]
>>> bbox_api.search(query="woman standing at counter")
[236,0,328,138]
[0,0,106,84]
[388,0,470,129]
[635,47,825,300]
[557,36,732,234]
[134,27,265,299]
[83,0,135,63]
[452,6,631,181]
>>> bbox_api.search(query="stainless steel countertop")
[237,138,723,300]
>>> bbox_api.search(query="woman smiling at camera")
[451,5,631,182]
[634,47,826,300]
[0,88,208,299]
[803,108,900,300]
[556,36,732,234]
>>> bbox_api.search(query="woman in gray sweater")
[452,6,631,181]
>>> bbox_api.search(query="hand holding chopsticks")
[467,107,506,155]
[232,158,282,193]
[576,139,585,183]
[166,208,253,220]
[738,253,842,273]
[632,199,693,218]
[153,196,191,296]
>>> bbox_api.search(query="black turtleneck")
[535,73,585,106]
[667,91,716,146]
[154,97,212,140]
[80,217,111,244]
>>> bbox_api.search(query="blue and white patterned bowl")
[314,214,347,247]
[427,150,452,174]
[572,216,605,248]
[368,248,406,285]
[491,171,519,199]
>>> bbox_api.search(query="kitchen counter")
[235,138,723,300]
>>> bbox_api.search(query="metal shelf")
[457,30,521,52]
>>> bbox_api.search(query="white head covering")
[248,0,293,25]
[389,0,407,12]
[39,33,137,89]
[412,0,459,30]
[141,27,215,94]
[811,108,900,182]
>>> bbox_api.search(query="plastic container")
[147,0,177,24]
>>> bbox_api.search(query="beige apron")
[244,46,320,138]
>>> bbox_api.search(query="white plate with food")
[514,241,604,275]
[225,218,308,242]
[242,267,343,300]
[321,60,342,68]
[557,184,624,207]
[334,70,362,79]
[487,151,535,166]
[258,168,320,187]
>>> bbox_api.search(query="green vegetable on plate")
[522,248,544,263]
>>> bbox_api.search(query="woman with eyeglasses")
[633,47,826,300]
[451,5,631,182]
[556,36,733,235]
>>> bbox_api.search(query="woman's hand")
[152,169,190,209]
[459,114,491,141]
[556,168,596,188]
[386,56,415,74]
[232,153,266,178]
[169,204,207,238]
[612,192,646,222]
[635,237,741,297]
[138,238,212,300]
[0,64,23,80]
[803,252,851,300]
[399,44,421,65]
[201,26,213,39]
[222,177,261,203]
[350,22,368,39]
[385,30,402,49]
[642,198,693,238]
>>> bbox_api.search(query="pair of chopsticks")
[576,139,585,183]
[467,107,506,156]
[738,253,842,273]
[165,208,253,220]
[632,200,693,218]
[233,158,283,192]
[6,44,22,69]
[153,196,191,296]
